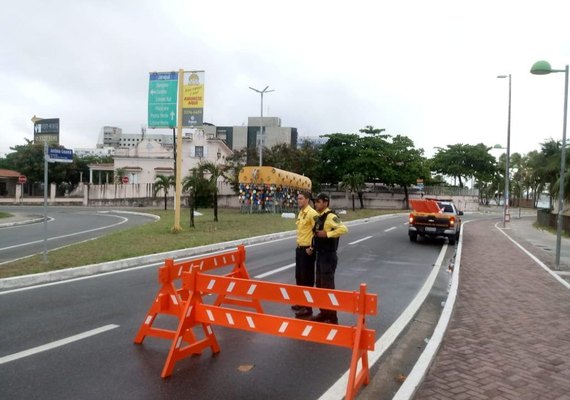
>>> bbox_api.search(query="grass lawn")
[0,212,11,219]
[0,207,402,278]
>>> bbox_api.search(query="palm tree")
[114,168,127,184]
[341,173,365,211]
[198,161,226,222]
[182,168,203,228]
[153,174,175,210]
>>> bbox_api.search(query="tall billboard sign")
[34,118,60,145]
[148,72,178,128]
[182,70,205,127]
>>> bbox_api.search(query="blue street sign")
[148,72,178,128]
[47,147,73,163]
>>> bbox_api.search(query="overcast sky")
[1,0,569,160]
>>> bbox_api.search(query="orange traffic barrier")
[133,245,262,345]
[160,271,377,400]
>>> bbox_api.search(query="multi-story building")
[97,118,297,153]
[97,126,174,149]
[215,117,297,151]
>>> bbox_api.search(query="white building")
[88,130,232,186]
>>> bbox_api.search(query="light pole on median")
[497,74,512,228]
[249,86,275,167]
[530,60,569,270]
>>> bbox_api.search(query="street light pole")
[497,74,512,228]
[249,86,275,167]
[531,61,569,270]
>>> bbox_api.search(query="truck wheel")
[448,236,456,245]
[409,232,417,242]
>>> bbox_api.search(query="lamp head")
[530,60,553,75]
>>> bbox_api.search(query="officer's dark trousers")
[295,247,315,288]
[315,250,338,317]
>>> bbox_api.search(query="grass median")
[0,207,402,279]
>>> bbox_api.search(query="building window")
[195,146,204,158]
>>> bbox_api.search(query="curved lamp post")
[497,74,512,228]
[530,60,569,269]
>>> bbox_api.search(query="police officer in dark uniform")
[310,193,348,324]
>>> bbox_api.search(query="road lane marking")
[254,263,295,279]
[384,226,397,232]
[348,236,372,245]
[0,324,119,365]
[319,241,449,399]
[0,214,128,252]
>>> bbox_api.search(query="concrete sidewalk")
[411,218,570,399]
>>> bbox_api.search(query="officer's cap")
[315,193,330,203]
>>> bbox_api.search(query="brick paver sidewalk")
[414,219,570,400]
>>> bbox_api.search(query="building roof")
[0,169,21,178]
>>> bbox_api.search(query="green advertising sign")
[148,72,178,128]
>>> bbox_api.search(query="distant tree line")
[1,130,568,210]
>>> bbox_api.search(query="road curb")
[392,221,465,400]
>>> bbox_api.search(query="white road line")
[0,214,128,252]
[319,241,449,400]
[495,222,570,291]
[384,226,397,232]
[348,236,372,245]
[0,324,119,365]
[254,263,295,279]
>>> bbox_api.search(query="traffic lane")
[0,215,417,354]
[0,207,157,263]
[0,216,446,399]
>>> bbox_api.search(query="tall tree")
[383,135,429,206]
[430,143,496,189]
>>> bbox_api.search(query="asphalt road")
[0,206,158,264]
[0,214,455,399]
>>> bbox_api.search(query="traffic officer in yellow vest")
[293,190,319,318]
[310,192,348,324]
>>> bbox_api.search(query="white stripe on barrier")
[303,290,314,303]
[176,336,183,349]
[200,261,204,269]
[206,310,215,321]
[214,258,218,267]
[177,266,183,277]
[227,282,235,293]
[223,256,227,264]
[326,329,338,341]
[226,313,235,325]
[246,316,256,328]
[247,284,257,295]
[206,326,213,335]
[207,279,216,290]
[280,287,290,300]
[328,293,339,306]
[186,306,193,318]
[170,295,179,305]
[301,326,313,337]
[278,322,289,333]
